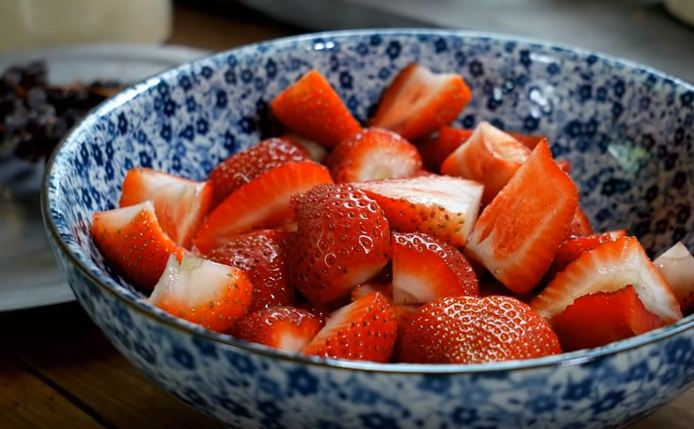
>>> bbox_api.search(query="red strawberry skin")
[392,232,478,304]
[288,184,392,306]
[208,137,309,207]
[304,292,398,362]
[400,295,561,364]
[326,127,422,183]
[271,69,361,147]
[206,229,293,311]
[232,306,323,352]
[551,230,626,273]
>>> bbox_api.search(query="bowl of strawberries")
[42,30,694,428]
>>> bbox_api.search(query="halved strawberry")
[399,295,561,364]
[418,127,473,171]
[391,232,478,304]
[351,282,393,302]
[551,285,664,351]
[149,254,252,332]
[370,64,472,140]
[569,206,593,236]
[288,184,391,306]
[303,292,398,362]
[465,141,578,294]
[206,229,293,311]
[231,306,323,352]
[654,242,694,314]
[531,236,682,324]
[119,168,212,248]
[91,201,184,292]
[194,161,333,254]
[208,137,309,207]
[551,230,626,273]
[441,121,531,204]
[356,175,483,247]
[282,133,328,163]
[271,69,360,147]
[326,127,422,183]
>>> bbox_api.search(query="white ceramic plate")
[0,44,210,312]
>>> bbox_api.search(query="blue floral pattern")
[44,30,694,428]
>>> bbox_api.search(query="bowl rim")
[43,28,694,375]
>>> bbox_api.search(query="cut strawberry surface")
[232,306,323,352]
[194,160,333,254]
[441,121,531,204]
[326,127,422,183]
[271,69,360,147]
[532,236,682,324]
[370,64,472,140]
[356,175,483,247]
[206,229,293,311]
[399,295,561,364]
[419,127,473,171]
[91,201,184,292]
[465,141,578,294]
[351,282,393,302]
[208,137,309,207]
[391,232,478,304]
[282,133,328,163]
[288,184,391,306]
[551,230,626,273]
[654,242,694,314]
[569,206,593,236]
[303,292,398,362]
[149,254,252,332]
[552,285,664,351]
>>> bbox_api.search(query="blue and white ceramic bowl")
[43,30,694,428]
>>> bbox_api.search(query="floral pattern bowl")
[42,30,694,429]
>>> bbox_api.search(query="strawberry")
[206,229,293,311]
[465,141,578,294]
[441,121,531,204]
[149,254,252,332]
[288,184,391,306]
[282,133,328,163]
[351,282,393,301]
[391,232,478,304]
[194,161,333,254]
[551,230,626,272]
[399,295,561,364]
[569,206,593,236]
[208,137,309,207]
[356,175,483,247]
[119,168,212,248]
[231,306,323,352]
[270,69,360,147]
[419,127,473,171]
[531,236,682,324]
[654,242,694,314]
[303,292,398,362]
[326,127,422,183]
[91,201,184,292]
[370,64,472,140]
[551,285,664,351]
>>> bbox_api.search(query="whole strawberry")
[288,184,392,306]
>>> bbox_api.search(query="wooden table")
[2,1,692,428]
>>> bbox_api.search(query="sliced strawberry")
[391,232,478,304]
[569,206,593,236]
[531,236,682,324]
[271,69,360,147]
[356,175,483,247]
[552,285,664,351]
[303,292,397,362]
[288,184,391,306]
[507,132,547,150]
[232,306,323,352]
[118,168,212,248]
[326,127,422,183]
[149,254,252,332]
[351,282,393,302]
[91,201,184,292]
[551,230,626,273]
[282,133,328,163]
[194,161,333,254]
[465,141,578,294]
[441,121,532,204]
[654,242,694,314]
[399,295,561,364]
[208,137,309,207]
[206,229,293,311]
[419,127,473,171]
